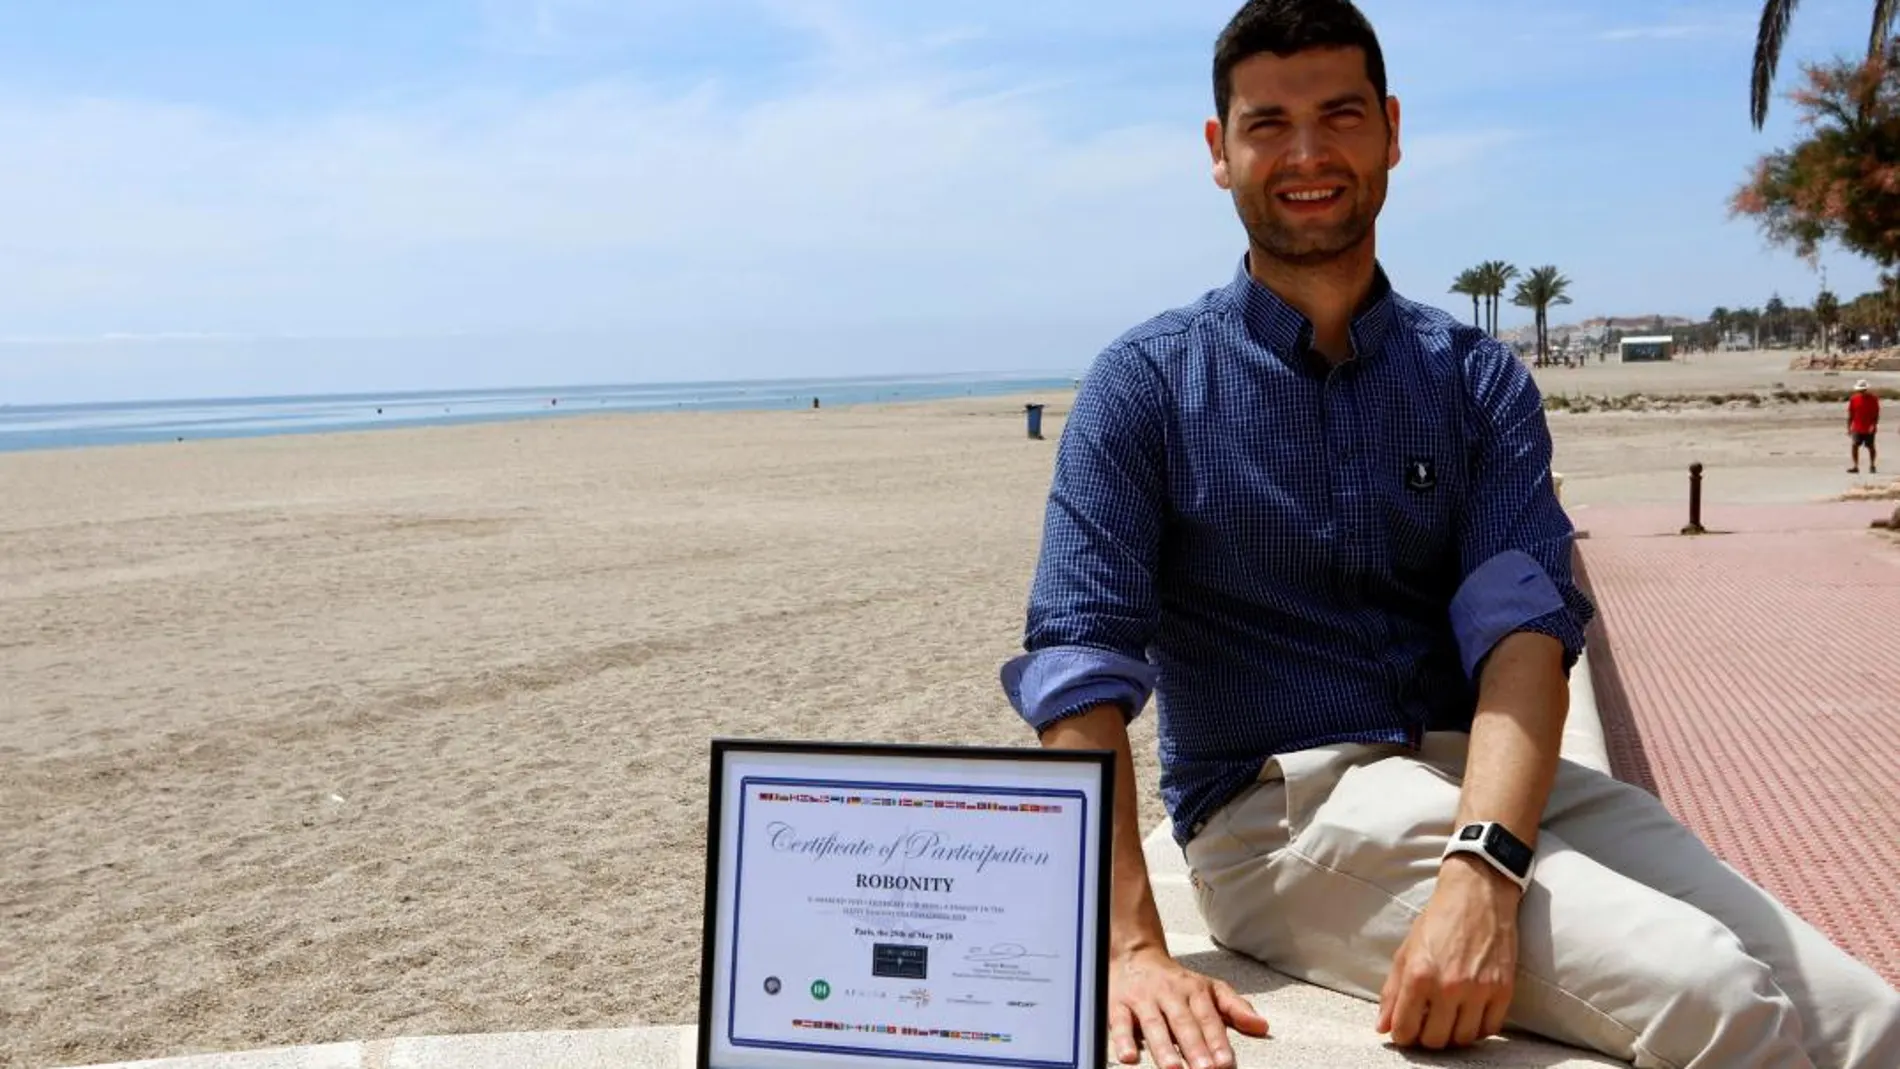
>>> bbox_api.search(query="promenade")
[1575,498,1900,987]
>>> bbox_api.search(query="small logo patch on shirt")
[1406,457,1437,492]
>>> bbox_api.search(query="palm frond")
[1874,0,1900,57]
[1753,0,1803,130]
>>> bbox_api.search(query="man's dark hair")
[1212,0,1387,122]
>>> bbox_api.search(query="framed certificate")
[695,740,1113,1069]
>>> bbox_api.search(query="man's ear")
[1205,116,1231,189]
[1385,94,1403,169]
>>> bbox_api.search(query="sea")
[0,371,1079,454]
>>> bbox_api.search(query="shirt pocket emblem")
[1405,456,1438,492]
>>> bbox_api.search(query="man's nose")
[1283,122,1332,169]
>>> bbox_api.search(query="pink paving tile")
[1576,500,1900,986]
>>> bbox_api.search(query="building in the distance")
[1618,334,1676,362]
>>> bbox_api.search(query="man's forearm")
[1039,704,1168,958]
[1455,630,1570,849]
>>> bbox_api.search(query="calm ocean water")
[0,372,1078,454]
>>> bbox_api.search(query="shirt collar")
[1224,254,1398,368]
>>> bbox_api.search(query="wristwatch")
[1442,821,1534,891]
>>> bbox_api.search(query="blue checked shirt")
[1001,258,1595,846]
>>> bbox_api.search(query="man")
[1848,379,1879,474]
[1000,2,1900,1066]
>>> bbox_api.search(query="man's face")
[1205,46,1401,267]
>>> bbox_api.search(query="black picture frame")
[694,738,1115,1069]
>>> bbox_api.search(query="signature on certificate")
[963,943,1058,963]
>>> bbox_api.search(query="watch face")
[1482,825,1533,877]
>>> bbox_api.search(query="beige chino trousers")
[1182,733,1900,1068]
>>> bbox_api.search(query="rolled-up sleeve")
[1000,347,1168,732]
[1450,342,1596,679]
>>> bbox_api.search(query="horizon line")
[0,367,1086,411]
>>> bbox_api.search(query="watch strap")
[1442,821,1533,891]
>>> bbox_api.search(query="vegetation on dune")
[1543,385,1898,414]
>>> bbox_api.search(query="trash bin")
[1024,403,1045,440]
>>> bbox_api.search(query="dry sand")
[1530,350,1897,509]
[3,351,1895,1069]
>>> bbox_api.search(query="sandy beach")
[4,352,1897,1069]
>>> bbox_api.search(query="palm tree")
[1510,266,1573,367]
[1764,294,1789,346]
[1814,289,1841,352]
[1751,0,1900,129]
[1449,268,1484,328]
[1710,306,1732,349]
[1479,261,1519,336]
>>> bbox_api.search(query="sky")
[0,0,1888,403]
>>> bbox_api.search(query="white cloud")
[1597,22,1745,43]
[475,0,720,55]
[0,67,1524,341]
[0,0,1577,401]
[0,73,1213,339]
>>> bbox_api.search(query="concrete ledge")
[1562,649,1610,776]
[58,650,1618,1069]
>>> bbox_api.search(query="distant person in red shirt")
[1848,379,1880,474]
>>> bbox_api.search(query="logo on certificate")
[762,977,781,996]
[872,943,928,980]
[809,979,831,1001]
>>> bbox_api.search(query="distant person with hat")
[1848,380,1880,474]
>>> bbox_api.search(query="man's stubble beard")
[1234,174,1385,269]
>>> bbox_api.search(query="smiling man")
[1000,1,1900,1067]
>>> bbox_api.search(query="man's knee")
[1533,912,1808,1067]
[1648,941,1803,1066]
[1825,976,1900,1069]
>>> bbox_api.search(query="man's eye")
[1331,110,1365,126]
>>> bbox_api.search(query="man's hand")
[1036,707,1267,1066]
[1109,946,1269,1069]
[1376,857,1521,1050]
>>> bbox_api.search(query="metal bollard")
[1680,462,1706,535]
